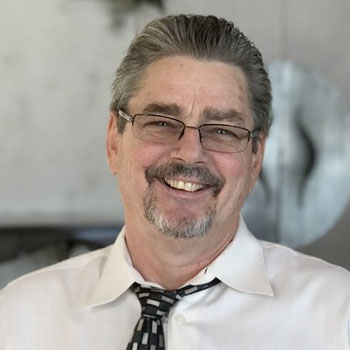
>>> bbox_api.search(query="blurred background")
[1,0,349,288]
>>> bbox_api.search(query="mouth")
[145,162,224,197]
[163,177,206,192]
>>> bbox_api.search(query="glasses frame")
[116,109,260,153]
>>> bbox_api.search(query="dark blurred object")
[0,226,119,288]
[96,0,164,26]
[105,0,164,10]
[0,226,119,263]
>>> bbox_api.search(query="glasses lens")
[200,125,250,153]
[133,114,183,144]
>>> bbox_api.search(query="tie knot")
[133,284,182,319]
[132,278,220,319]
[128,279,220,350]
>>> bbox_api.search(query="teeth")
[164,178,204,192]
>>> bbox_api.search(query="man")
[0,14,349,349]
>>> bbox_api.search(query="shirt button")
[175,314,186,323]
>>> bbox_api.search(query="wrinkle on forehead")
[187,86,196,118]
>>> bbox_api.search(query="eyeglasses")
[117,109,260,153]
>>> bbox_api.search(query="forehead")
[128,55,251,123]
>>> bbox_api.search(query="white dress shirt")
[0,219,349,349]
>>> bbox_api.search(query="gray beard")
[143,189,216,239]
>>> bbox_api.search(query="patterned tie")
[126,278,220,350]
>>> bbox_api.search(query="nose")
[178,126,203,142]
[169,126,206,163]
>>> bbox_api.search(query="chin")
[144,205,216,239]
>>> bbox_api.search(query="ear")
[106,111,120,175]
[249,134,266,192]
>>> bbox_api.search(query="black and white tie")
[126,278,220,350]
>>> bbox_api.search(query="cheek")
[117,150,144,191]
[216,154,254,197]
[117,141,168,189]
[116,148,147,215]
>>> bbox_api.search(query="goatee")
[143,162,223,239]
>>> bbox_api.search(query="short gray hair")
[110,14,272,138]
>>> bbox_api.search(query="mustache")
[145,162,224,195]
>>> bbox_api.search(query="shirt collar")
[205,217,274,296]
[83,217,274,308]
[83,227,138,308]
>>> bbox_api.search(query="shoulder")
[0,245,112,308]
[261,241,350,297]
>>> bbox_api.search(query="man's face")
[107,56,264,239]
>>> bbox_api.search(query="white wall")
[0,0,161,225]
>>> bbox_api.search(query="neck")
[124,219,238,290]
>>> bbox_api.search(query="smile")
[164,178,205,192]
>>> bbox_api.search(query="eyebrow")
[141,103,246,124]
[142,103,182,117]
[202,107,246,124]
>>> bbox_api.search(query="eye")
[143,120,173,128]
[153,121,169,127]
[216,128,235,136]
[206,126,238,138]
[142,115,181,129]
